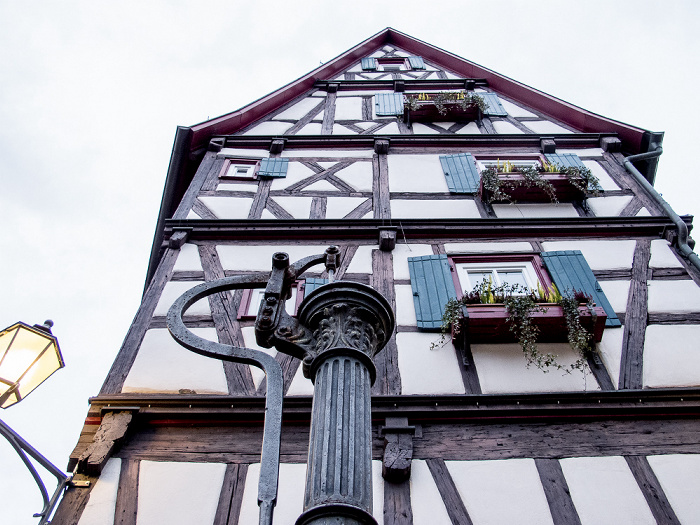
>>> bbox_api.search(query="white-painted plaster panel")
[186,209,201,219]
[387,154,449,193]
[455,122,481,134]
[375,121,401,134]
[582,159,619,191]
[332,124,357,135]
[598,326,624,388]
[77,458,121,525]
[337,91,382,97]
[242,326,278,389]
[444,241,534,253]
[445,71,461,79]
[217,244,327,271]
[270,161,316,190]
[648,279,700,313]
[598,280,631,313]
[411,123,442,134]
[410,460,453,525]
[471,343,599,393]
[334,96,363,120]
[271,196,314,219]
[447,459,555,525]
[493,203,579,218]
[525,120,574,134]
[493,120,524,134]
[261,208,276,219]
[637,207,652,216]
[430,122,454,130]
[392,243,434,280]
[325,197,368,219]
[154,281,210,316]
[285,363,314,396]
[649,239,684,268]
[333,161,373,192]
[243,121,293,135]
[281,149,374,158]
[136,461,226,525]
[219,148,270,158]
[558,148,604,157]
[274,97,323,121]
[296,122,323,135]
[644,324,700,387]
[237,463,308,525]
[372,460,384,525]
[392,199,480,219]
[172,243,203,272]
[302,179,338,192]
[124,328,228,394]
[647,454,700,525]
[498,98,538,118]
[587,195,633,216]
[198,196,253,219]
[370,50,384,58]
[347,62,364,73]
[395,285,418,326]
[344,245,377,274]
[540,240,636,271]
[217,182,259,193]
[397,332,465,395]
[560,456,656,525]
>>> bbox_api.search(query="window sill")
[405,102,480,123]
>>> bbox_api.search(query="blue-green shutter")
[481,93,508,117]
[439,153,480,193]
[545,153,586,169]
[303,278,328,295]
[408,56,425,69]
[375,93,404,116]
[541,250,621,327]
[258,158,289,178]
[408,254,457,330]
[361,57,377,71]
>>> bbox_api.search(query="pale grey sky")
[1,1,698,522]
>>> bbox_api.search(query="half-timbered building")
[54,28,700,525]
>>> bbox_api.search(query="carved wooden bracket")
[393,79,405,92]
[374,138,390,154]
[601,136,622,152]
[379,227,397,252]
[168,228,191,249]
[381,417,416,482]
[270,138,286,154]
[541,138,556,154]
[208,137,225,152]
[76,410,135,475]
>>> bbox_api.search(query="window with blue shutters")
[361,57,377,71]
[375,93,405,116]
[544,153,586,169]
[481,93,508,117]
[407,254,458,330]
[407,56,425,70]
[258,158,289,178]
[439,153,480,193]
[302,278,328,295]
[218,158,260,181]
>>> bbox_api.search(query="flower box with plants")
[403,90,486,123]
[440,280,607,371]
[479,160,602,204]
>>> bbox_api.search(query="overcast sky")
[1,1,698,523]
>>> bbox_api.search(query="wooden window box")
[457,303,607,344]
[404,100,480,123]
[479,172,585,203]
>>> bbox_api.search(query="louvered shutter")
[439,153,480,193]
[408,254,458,330]
[541,250,621,327]
[407,56,425,69]
[258,158,289,178]
[361,57,377,71]
[481,93,508,117]
[303,278,328,295]
[375,93,405,116]
[545,153,586,169]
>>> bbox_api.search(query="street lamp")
[0,320,76,524]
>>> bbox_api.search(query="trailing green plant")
[404,90,487,116]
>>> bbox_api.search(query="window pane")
[497,270,528,288]
[466,271,493,290]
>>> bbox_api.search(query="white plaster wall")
[238,463,307,525]
[219,148,270,158]
[281,149,374,158]
[372,460,385,525]
[344,245,377,274]
[410,460,453,525]
[337,91,381,97]
[375,121,401,134]
[447,459,555,525]
[334,97,363,120]
[587,196,633,216]
[272,196,314,219]
[391,243,434,280]
[598,327,624,388]
[217,182,259,193]
[333,123,357,134]
[154,281,210,316]
[649,239,684,268]
[243,121,292,135]
[430,122,454,130]
[217,244,327,272]
[492,203,579,218]
[261,208,276,219]
[396,332,465,395]
[647,454,700,525]
[412,123,442,134]
[598,280,631,313]
[274,97,323,120]
[525,120,574,134]
[325,197,368,219]
[123,328,228,394]
[333,161,374,191]
[444,241,534,253]
[172,243,203,272]
[558,148,604,157]
[198,196,253,219]
[270,161,316,190]
[296,122,323,135]
[136,461,227,525]
[454,121,481,134]
[395,285,418,326]
[186,209,201,219]
[471,343,599,393]
[391,199,480,219]
[302,179,338,192]
[637,207,652,217]
[559,456,656,525]
[647,280,700,313]
[77,458,121,525]
[582,159,619,191]
[242,326,278,389]
[644,324,700,387]
[541,240,636,271]
[498,98,538,117]
[286,363,314,396]
[387,154,449,193]
[492,120,524,134]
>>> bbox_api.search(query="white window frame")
[455,260,540,293]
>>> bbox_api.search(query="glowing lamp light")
[0,320,64,409]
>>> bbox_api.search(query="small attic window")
[378,57,407,71]
[219,158,259,181]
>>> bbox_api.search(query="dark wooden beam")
[535,459,582,525]
[383,480,413,525]
[426,458,474,525]
[114,459,139,525]
[371,249,401,395]
[625,456,681,525]
[214,463,249,525]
